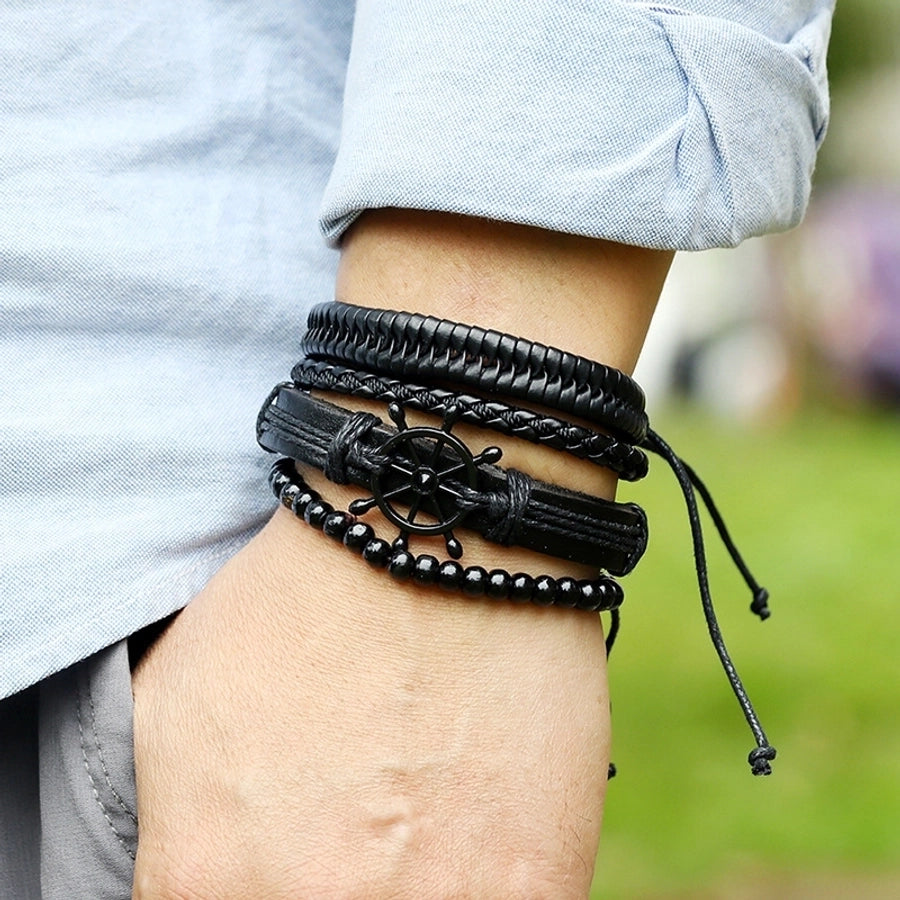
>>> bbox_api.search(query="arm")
[131,211,672,898]
[131,0,832,892]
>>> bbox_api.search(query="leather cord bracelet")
[299,301,649,442]
[284,300,780,777]
[257,383,648,575]
[268,458,624,613]
[292,359,650,481]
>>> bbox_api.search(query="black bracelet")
[291,359,650,481]
[257,384,648,576]
[298,301,649,442]
[272,302,782,776]
[269,458,625,612]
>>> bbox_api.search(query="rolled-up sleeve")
[320,0,833,250]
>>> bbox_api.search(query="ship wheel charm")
[348,402,502,559]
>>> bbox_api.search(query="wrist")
[335,210,672,377]
[333,209,672,502]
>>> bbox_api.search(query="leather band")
[291,359,649,481]
[298,301,649,442]
[257,384,647,575]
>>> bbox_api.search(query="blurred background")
[591,2,900,897]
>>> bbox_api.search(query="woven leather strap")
[299,302,649,442]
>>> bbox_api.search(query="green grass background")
[588,404,900,898]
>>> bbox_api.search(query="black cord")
[605,607,621,659]
[684,462,771,620]
[292,359,650,480]
[642,430,776,776]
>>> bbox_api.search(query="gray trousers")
[0,641,137,899]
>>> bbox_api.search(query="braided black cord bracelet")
[291,359,649,481]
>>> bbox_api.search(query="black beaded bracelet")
[291,359,650,481]
[299,301,649,442]
[269,458,624,612]
[257,383,648,575]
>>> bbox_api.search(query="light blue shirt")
[1,0,833,699]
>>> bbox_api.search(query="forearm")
[259,210,671,874]
[133,211,674,898]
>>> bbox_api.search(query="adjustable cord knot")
[642,429,776,777]
[483,468,532,545]
[748,745,777,776]
[324,411,380,484]
[750,587,771,620]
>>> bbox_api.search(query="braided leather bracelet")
[258,383,647,575]
[292,359,650,481]
[284,301,780,777]
[269,459,624,612]
[299,301,649,441]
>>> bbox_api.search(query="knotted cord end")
[748,745,776,776]
[750,587,771,621]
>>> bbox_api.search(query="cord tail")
[643,429,776,775]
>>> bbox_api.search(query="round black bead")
[485,569,511,600]
[462,566,488,597]
[579,578,624,612]
[577,579,601,611]
[508,572,535,602]
[303,500,333,528]
[532,575,557,606]
[291,488,318,517]
[554,576,580,609]
[322,511,354,541]
[437,560,464,591]
[413,554,440,585]
[279,482,301,509]
[605,579,625,610]
[388,550,415,581]
[269,469,291,497]
[344,522,375,552]
[362,537,392,567]
[270,457,293,475]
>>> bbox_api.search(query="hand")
[132,209,669,897]
[131,507,611,899]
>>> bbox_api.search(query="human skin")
[131,210,673,898]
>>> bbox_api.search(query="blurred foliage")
[816,0,900,185]
[589,404,900,898]
[585,8,900,896]
[826,0,900,91]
